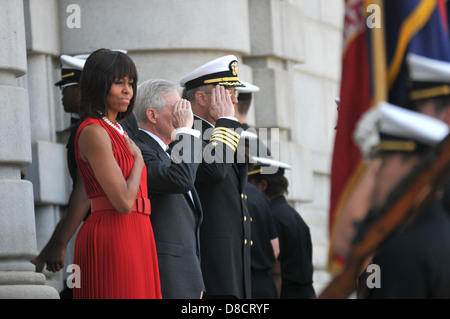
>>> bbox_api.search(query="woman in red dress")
[73,48,161,299]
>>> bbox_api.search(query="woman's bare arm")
[78,124,144,214]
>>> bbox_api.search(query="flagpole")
[321,2,388,296]
[326,0,388,278]
[367,0,387,104]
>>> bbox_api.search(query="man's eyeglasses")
[59,82,78,92]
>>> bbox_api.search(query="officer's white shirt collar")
[138,127,201,152]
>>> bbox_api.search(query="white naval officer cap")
[248,156,292,176]
[406,53,450,101]
[354,101,449,158]
[179,55,245,90]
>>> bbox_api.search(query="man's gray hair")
[134,79,180,125]
[184,84,210,104]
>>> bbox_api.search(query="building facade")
[0,0,343,298]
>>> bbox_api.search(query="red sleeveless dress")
[73,117,161,299]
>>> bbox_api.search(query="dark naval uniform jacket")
[134,129,205,299]
[193,115,252,299]
[365,199,450,298]
[246,183,278,299]
[271,195,315,299]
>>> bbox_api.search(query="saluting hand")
[172,99,193,129]
[209,85,235,121]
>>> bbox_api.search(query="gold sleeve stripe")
[211,132,238,149]
[212,129,240,144]
[211,131,240,146]
[214,127,241,140]
[211,136,237,151]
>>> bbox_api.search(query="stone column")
[0,0,59,299]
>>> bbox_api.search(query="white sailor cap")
[55,49,128,87]
[55,54,87,86]
[248,156,292,176]
[111,49,128,55]
[407,53,450,100]
[240,130,258,140]
[179,55,245,90]
[354,101,449,157]
[237,80,260,93]
[237,80,260,101]
[73,54,90,60]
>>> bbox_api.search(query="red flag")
[328,0,449,274]
[328,0,376,274]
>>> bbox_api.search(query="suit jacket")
[120,113,138,140]
[193,115,252,299]
[134,129,204,299]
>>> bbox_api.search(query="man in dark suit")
[180,55,252,299]
[133,79,205,299]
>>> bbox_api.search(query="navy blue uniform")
[271,195,315,299]
[366,200,450,298]
[246,183,278,299]
[194,116,252,299]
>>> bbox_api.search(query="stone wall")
[0,0,59,298]
[0,0,344,297]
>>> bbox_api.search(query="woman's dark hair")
[79,48,138,121]
[248,173,289,198]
